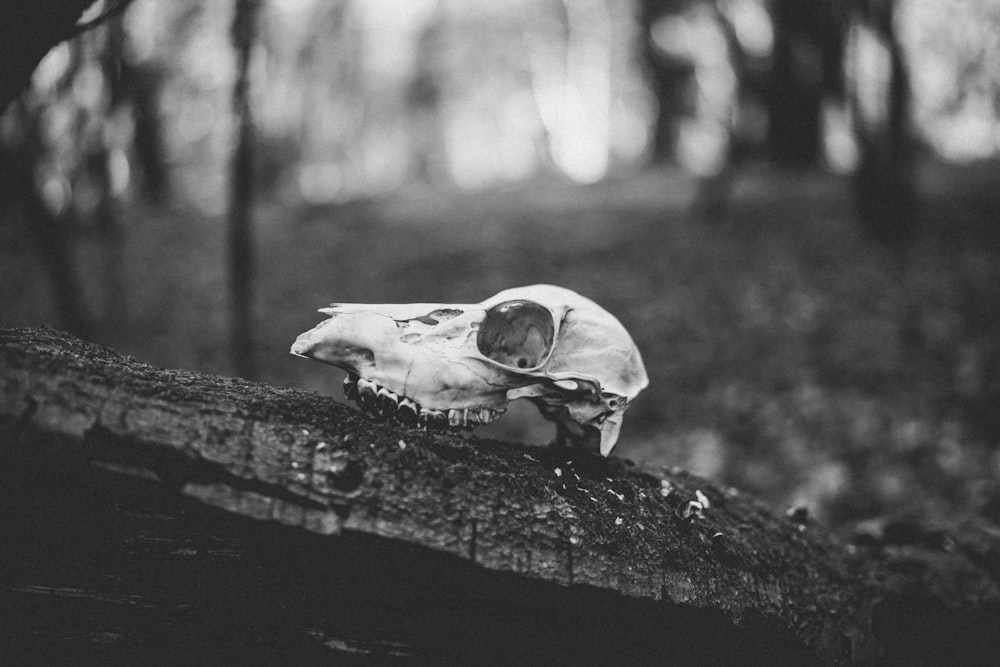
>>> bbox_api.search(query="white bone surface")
[291,284,648,455]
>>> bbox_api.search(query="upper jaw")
[291,310,521,411]
[291,318,511,424]
[342,373,505,429]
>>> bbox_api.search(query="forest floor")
[3,158,1000,528]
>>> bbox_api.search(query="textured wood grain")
[3,327,999,664]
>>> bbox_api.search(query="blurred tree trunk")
[127,62,169,203]
[849,0,915,245]
[639,0,697,165]
[768,0,845,165]
[94,19,128,333]
[3,103,94,339]
[0,1,145,341]
[113,21,169,204]
[692,2,744,223]
[24,172,93,341]
[228,0,261,380]
[407,11,443,185]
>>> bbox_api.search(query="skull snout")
[290,316,377,374]
[297,339,375,368]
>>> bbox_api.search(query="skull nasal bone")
[311,342,375,366]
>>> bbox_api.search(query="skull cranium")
[290,284,648,455]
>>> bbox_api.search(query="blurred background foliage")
[3,0,1000,529]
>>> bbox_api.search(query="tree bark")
[2,327,999,663]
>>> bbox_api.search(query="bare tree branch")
[0,1,132,112]
[70,0,137,37]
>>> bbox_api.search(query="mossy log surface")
[2,327,999,664]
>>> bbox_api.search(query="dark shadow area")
[873,597,1000,667]
[1,441,817,666]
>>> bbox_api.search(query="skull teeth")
[418,409,448,429]
[396,397,420,427]
[342,374,503,430]
[343,374,359,401]
[375,387,398,418]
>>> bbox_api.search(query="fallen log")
[1,327,998,664]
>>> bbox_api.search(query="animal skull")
[290,284,648,455]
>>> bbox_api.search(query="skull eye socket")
[477,300,555,370]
